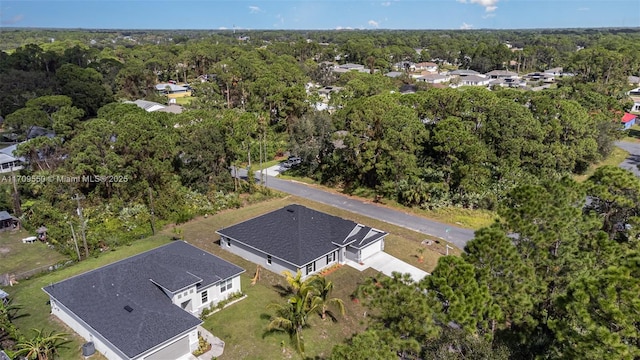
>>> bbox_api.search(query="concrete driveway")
[345,252,429,282]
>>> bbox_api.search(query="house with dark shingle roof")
[216,204,387,277]
[43,241,244,360]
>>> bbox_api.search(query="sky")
[0,0,638,30]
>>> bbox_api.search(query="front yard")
[4,195,444,359]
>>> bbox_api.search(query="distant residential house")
[629,75,640,86]
[448,69,482,77]
[631,99,640,113]
[622,112,637,130]
[124,99,166,112]
[217,204,388,278]
[485,70,519,79]
[416,74,450,84]
[458,75,491,87]
[43,241,244,360]
[392,61,416,72]
[155,83,190,94]
[124,100,184,114]
[542,67,573,82]
[489,78,525,88]
[415,62,438,73]
[385,71,404,78]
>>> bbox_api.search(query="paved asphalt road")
[235,167,476,250]
[234,142,640,251]
[615,141,640,177]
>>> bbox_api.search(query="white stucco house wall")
[217,204,387,278]
[43,241,244,360]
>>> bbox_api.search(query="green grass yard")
[0,228,67,276]
[4,196,447,359]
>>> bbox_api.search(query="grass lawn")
[573,147,630,182]
[0,228,67,276]
[5,195,447,359]
[174,96,192,105]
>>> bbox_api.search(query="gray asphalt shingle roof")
[43,241,244,359]
[0,211,15,222]
[216,204,387,266]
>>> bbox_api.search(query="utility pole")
[72,194,89,259]
[69,222,81,260]
[10,163,21,217]
[148,188,156,236]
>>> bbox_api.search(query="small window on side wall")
[226,238,231,247]
[267,255,272,265]
[201,290,208,304]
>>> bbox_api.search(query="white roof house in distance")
[417,74,450,84]
[216,204,387,278]
[43,241,244,360]
[155,83,190,94]
[458,75,492,87]
[415,62,438,73]
[484,70,519,79]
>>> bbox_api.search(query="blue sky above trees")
[0,0,638,30]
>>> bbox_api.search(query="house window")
[326,252,336,264]
[267,255,272,265]
[220,279,233,293]
[226,238,231,247]
[177,293,182,299]
[201,290,208,304]
[190,288,194,294]
[305,262,316,275]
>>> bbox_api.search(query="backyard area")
[2,195,446,359]
[0,228,67,277]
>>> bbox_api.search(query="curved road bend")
[247,170,475,250]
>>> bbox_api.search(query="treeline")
[299,85,625,210]
[334,169,640,359]
[1,99,273,258]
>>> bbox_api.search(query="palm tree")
[282,270,304,295]
[14,329,68,360]
[306,275,345,320]
[266,290,320,358]
[0,299,21,343]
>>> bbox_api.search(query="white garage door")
[359,239,383,261]
[144,335,190,360]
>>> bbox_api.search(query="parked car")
[281,156,302,168]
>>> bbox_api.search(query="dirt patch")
[0,247,10,254]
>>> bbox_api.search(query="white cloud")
[248,5,262,14]
[336,26,353,30]
[458,0,499,12]
[218,26,228,30]
[460,22,473,30]
[482,13,496,19]
[381,1,391,6]
[578,7,590,11]
[368,19,379,27]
